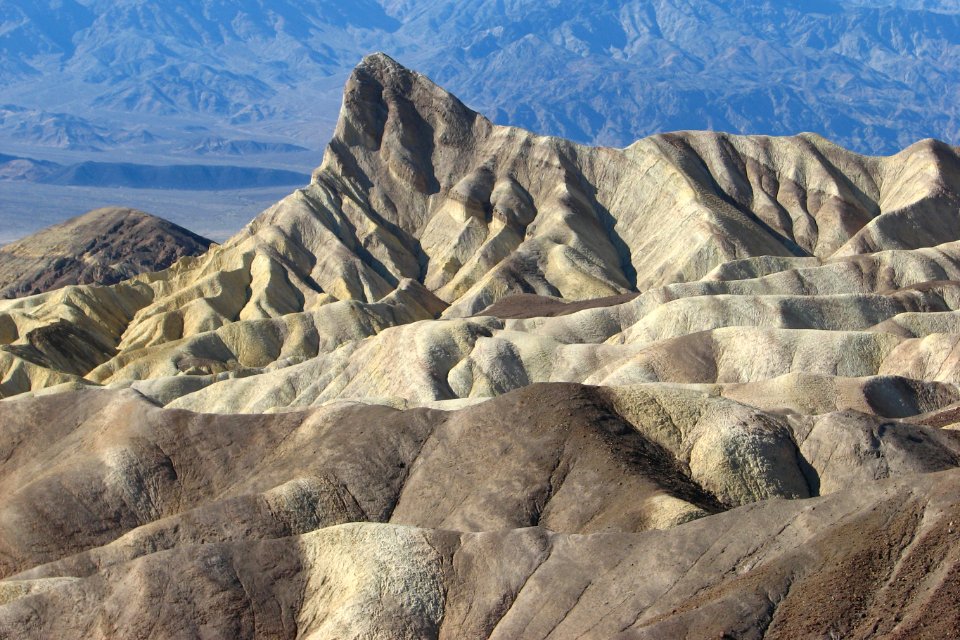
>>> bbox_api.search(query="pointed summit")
[318,52,489,194]
[354,51,409,77]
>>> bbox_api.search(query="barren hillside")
[1,54,960,638]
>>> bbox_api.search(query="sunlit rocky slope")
[2,54,960,638]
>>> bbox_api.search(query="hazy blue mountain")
[0,0,93,74]
[39,161,309,190]
[401,0,960,151]
[2,0,960,156]
[0,151,308,189]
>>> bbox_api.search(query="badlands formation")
[0,207,212,299]
[1,53,960,637]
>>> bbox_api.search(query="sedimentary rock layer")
[0,385,958,638]
[3,54,960,637]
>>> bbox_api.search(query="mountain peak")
[318,52,488,195]
[355,51,406,74]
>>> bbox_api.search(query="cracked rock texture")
[3,54,960,637]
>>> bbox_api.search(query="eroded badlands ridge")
[0,206,212,299]
[2,53,960,637]
[0,385,959,638]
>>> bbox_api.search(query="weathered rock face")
[6,53,960,407]
[0,207,212,299]
[2,53,960,405]
[4,54,960,637]
[0,386,959,638]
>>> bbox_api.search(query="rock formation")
[0,206,212,298]
[2,53,960,637]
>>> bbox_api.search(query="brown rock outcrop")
[0,206,212,298]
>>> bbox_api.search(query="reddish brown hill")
[0,207,211,298]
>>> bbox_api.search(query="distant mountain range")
[0,152,308,190]
[2,0,960,158]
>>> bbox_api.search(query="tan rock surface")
[0,386,958,638]
[3,53,960,636]
[0,54,955,405]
